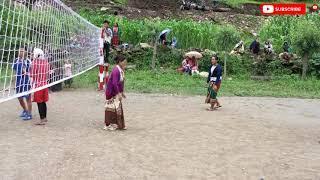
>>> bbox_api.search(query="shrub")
[291,19,320,79]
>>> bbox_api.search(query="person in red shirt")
[30,48,51,125]
[112,22,121,48]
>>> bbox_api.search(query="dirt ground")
[66,0,264,32]
[0,90,320,180]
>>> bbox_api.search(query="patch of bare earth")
[64,0,265,32]
[0,90,320,179]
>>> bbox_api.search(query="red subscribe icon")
[260,4,307,15]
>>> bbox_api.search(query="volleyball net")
[0,0,100,103]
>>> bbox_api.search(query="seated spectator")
[264,40,274,55]
[250,37,260,55]
[230,40,244,55]
[177,56,199,75]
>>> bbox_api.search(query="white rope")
[0,0,100,103]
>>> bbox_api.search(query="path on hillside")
[0,90,320,179]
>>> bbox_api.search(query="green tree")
[214,25,240,77]
[142,19,161,69]
[291,19,320,79]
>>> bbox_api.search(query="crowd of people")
[230,36,295,64]
[100,20,227,131]
[14,18,294,130]
[12,47,74,125]
[13,18,225,130]
[101,20,122,64]
[100,19,127,131]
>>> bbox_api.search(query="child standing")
[101,20,113,64]
[64,60,73,88]
[112,22,121,48]
[12,48,32,120]
[30,48,50,125]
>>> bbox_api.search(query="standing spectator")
[30,48,50,125]
[64,60,73,88]
[12,47,32,120]
[112,22,121,48]
[101,20,113,64]
[50,49,63,92]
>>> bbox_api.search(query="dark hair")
[212,55,219,61]
[114,55,126,64]
[103,20,109,24]
[114,11,118,16]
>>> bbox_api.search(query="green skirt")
[207,85,217,100]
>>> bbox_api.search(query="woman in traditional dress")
[206,55,222,111]
[104,55,127,131]
[112,22,121,48]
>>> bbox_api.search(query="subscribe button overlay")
[260,4,307,15]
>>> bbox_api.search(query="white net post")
[0,0,100,103]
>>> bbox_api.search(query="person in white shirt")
[101,20,113,64]
[230,40,244,55]
[264,40,273,55]
[64,60,73,88]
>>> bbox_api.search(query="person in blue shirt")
[12,48,32,120]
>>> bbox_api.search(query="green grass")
[79,10,237,51]
[73,67,320,99]
[0,68,14,91]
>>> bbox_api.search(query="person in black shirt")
[250,37,260,55]
[283,41,290,53]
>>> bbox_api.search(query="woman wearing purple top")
[104,55,127,131]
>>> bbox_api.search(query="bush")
[291,19,320,78]
[80,9,319,78]
[80,10,241,51]
[259,14,320,54]
[215,26,241,52]
[310,53,320,78]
